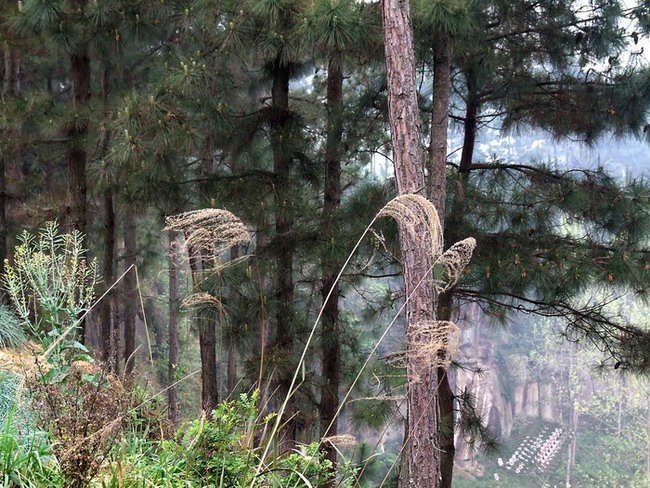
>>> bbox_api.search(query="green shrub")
[104,392,354,488]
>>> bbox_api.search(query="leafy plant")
[0,411,64,488]
[2,221,98,341]
[103,391,354,488]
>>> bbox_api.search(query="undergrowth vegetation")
[0,223,349,488]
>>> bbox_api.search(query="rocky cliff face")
[453,307,559,471]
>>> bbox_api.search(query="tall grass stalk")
[250,212,382,485]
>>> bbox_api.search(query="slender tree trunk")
[100,190,115,368]
[188,252,219,416]
[382,0,441,485]
[67,51,90,237]
[0,45,17,283]
[428,33,457,488]
[565,406,578,488]
[196,135,220,415]
[427,32,450,220]
[459,67,478,174]
[271,54,296,449]
[123,206,137,375]
[227,245,240,398]
[437,292,455,488]
[168,230,180,425]
[227,339,237,397]
[67,50,90,341]
[255,223,271,428]
[320,57,344,480]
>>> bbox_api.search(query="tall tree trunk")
[320,57,343,480]
[428,33,456,488]
[100,189,115,368]
[67,51,90,237]
[437,292,455,488]
[196,135,220,415]
[459,67,478,174]
[227,245,240,398]
[382,0,441,486]
[0,45,19,282]
[188,252,219,416]
[67,50,90,341]
[271,54,296,450]
[168,230,180,425]
[123,206,137,375]
[427,32,450,221]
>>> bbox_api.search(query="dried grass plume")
[165,208,250,259]
[378,194,476,292]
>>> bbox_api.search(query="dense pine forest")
[3,0,650,487]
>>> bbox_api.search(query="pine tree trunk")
[67,50,90,342]
[196,135,220,415]
[0,46,20,283]
[227,339,237,397]
[168,230,180,425]
[271,54,296,450]
[100,190,115,368]
[437,292,455,488]
[382,0,441,485]
[429,33,455,488]
[427,32,450,221]
[188,252,219,416]
[67,51,90,237]
[124,206,137,375]
[459,67,478,173]
[320,58,343,480]
[227,245,240,398]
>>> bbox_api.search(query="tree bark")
[227,244,240,398]
[67,50,90,342]
[429,33,455,488]
[100,190,115,368]
[437,292,455,488]
[459,67,478,174]
[67,51,90,237]
[123,206,137,375]
[188,252,219,416]
[320,57,344,480]
[168,230,180,425]
[382,0,441,486]
[427,32,451,221]
[0,45,19,283]
[271,54,296,450]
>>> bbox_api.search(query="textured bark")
[100,190,115,368]
[382,0,441,485]
[427,32,451,222]
[271,54,296,449]
[320,58,343,479]
[437,292,455,488]
[429,34,455,488]
[123,207,137,375]
[168,230,180,425]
